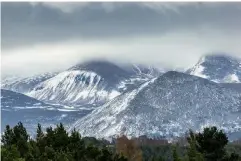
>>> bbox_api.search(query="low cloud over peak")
[1,2,241,77]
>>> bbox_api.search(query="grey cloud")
[1,2,241,77]
[2,2,241,49]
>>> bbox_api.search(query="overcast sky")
[1,2,241,77]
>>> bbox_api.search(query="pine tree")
[98,147,113,161]
[229,152,241,161]
[12,122,29,143]
[44,146,55,160]
[46,126,54,146]
[35,123,46,154]
[157,156,165,161]
[68,128,85,160]
[28,139,40,160]
[54,150,71,161]
[53,123,69,151]
[1,122,131,161]
[1,125,14,146]
[187,130,204,161]
[36,123,44,141]
[12,122,29,158]
[1,145,21,161]
[172,145,181,161]
[25,152,34,161]
[195,126,228,161]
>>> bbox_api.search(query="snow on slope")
[188,56,208,79]
[27,61,164,106]
[27,70,121,106]
[70,71,241,140]
[1,72,57,93]
[223,74,240,83]
[187,53,241,83]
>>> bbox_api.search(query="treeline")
[1,122,241,161]
[1,122,127,161]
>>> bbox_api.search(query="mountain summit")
[187,53,241,83]
[68,60,133,86]
[27,60,162,106]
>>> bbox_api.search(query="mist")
[1,2,241,77]
[2,28,241,77]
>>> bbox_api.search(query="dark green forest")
[1,122,241,161]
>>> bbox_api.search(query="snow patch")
[223,74,240,83]
[190,65,208,79]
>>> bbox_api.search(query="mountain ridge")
[1,89,46,108]
[25,60,163,106]
[69,71,241,140]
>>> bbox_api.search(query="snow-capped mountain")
[1,72,57,93]
[70,71,241,140]
[187,53,241,83]
[27,60,163,106]
[68,60,133,86]
[27,70,121,106]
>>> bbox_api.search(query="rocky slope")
[1,72,57,93]
[70,71,241,140]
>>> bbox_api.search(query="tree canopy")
[1,122,241,161]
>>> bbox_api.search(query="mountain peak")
[69,60,120,70]
[203,52,241,60]
[187,53,241,83]
[201,53,241,67]
[68,60,132,81]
